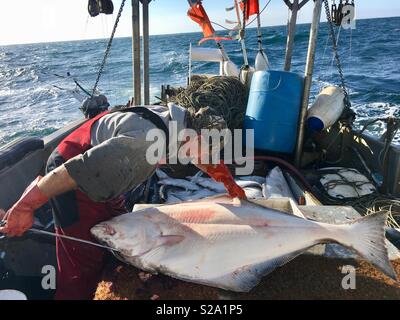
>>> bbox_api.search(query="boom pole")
[283,0,310,71]
[294,0,323,167]
[234,0,249,66]
[131,0,141,104]
[142,0,151,105]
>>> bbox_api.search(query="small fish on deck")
[157,179,200,191]
[158,170,265,202]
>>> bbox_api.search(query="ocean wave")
[352,102,400,144]
[0,17,399,147]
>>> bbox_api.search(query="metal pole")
[256,8,263,52]
[284,0,299,71]
[284,0,310,71]
[132,0,141,104]
[142,0,150,105]
[234,0,249,66]
[294,0,323,167]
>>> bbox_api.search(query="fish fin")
[337,212,397,281]
[140,236,185,261]
[126,235,184,261]
[216,248,313,292]
[158,235,185,246]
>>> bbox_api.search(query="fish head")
[91,212,184,258]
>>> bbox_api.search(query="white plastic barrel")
[307,86,345,131]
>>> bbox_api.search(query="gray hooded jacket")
[63,103,187,202]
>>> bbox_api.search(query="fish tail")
[331,212,397,281]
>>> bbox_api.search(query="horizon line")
[1,15,399,47]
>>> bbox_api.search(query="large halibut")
[91,196,396,292]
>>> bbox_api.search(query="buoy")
[254,0,271,72]
[307,86,345,132]
[0,290,27,300]
[255,49,270,72]
[223,60,240,77]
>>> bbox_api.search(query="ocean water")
[0,17,399,146]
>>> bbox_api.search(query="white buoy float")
[254,3,270,72]
[255,49,270,71]
[307,86,345,131]
[223,59,240,77]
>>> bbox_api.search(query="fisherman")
[0,82,246,300]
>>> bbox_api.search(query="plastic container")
[243,70,304,153]
[307,86,345,132]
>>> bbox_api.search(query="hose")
[234,156,313,192]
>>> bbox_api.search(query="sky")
[0,0,399,46]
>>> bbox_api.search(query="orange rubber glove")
[0,177,49,237]
[201,161,247,199]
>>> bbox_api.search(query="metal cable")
[91,0,126,97]
[323,0,351,110]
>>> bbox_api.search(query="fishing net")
[348,195,400,230]
[168,76,248,132]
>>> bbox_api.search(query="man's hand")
[126,97,135,108]
[0,177,49,237]
[0,206,35,237]
[196,162,247,199]
[0,165,78,237]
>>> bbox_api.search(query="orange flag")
[187,1,215,38]
[187,1,232,44]
[241,0,260,21]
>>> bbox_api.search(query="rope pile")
[316,191,400,229]
[168,76,248,131]
[312,168,400,229]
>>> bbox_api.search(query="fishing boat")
[0,0,400,300]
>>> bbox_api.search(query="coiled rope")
[168,76,248,131]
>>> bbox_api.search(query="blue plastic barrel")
[243,70,304,153]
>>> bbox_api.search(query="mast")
[284,0,310,71]
[142,0,150,105]
[294,0,323,167]
[131,0,141,104]
[234,0,249,67]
